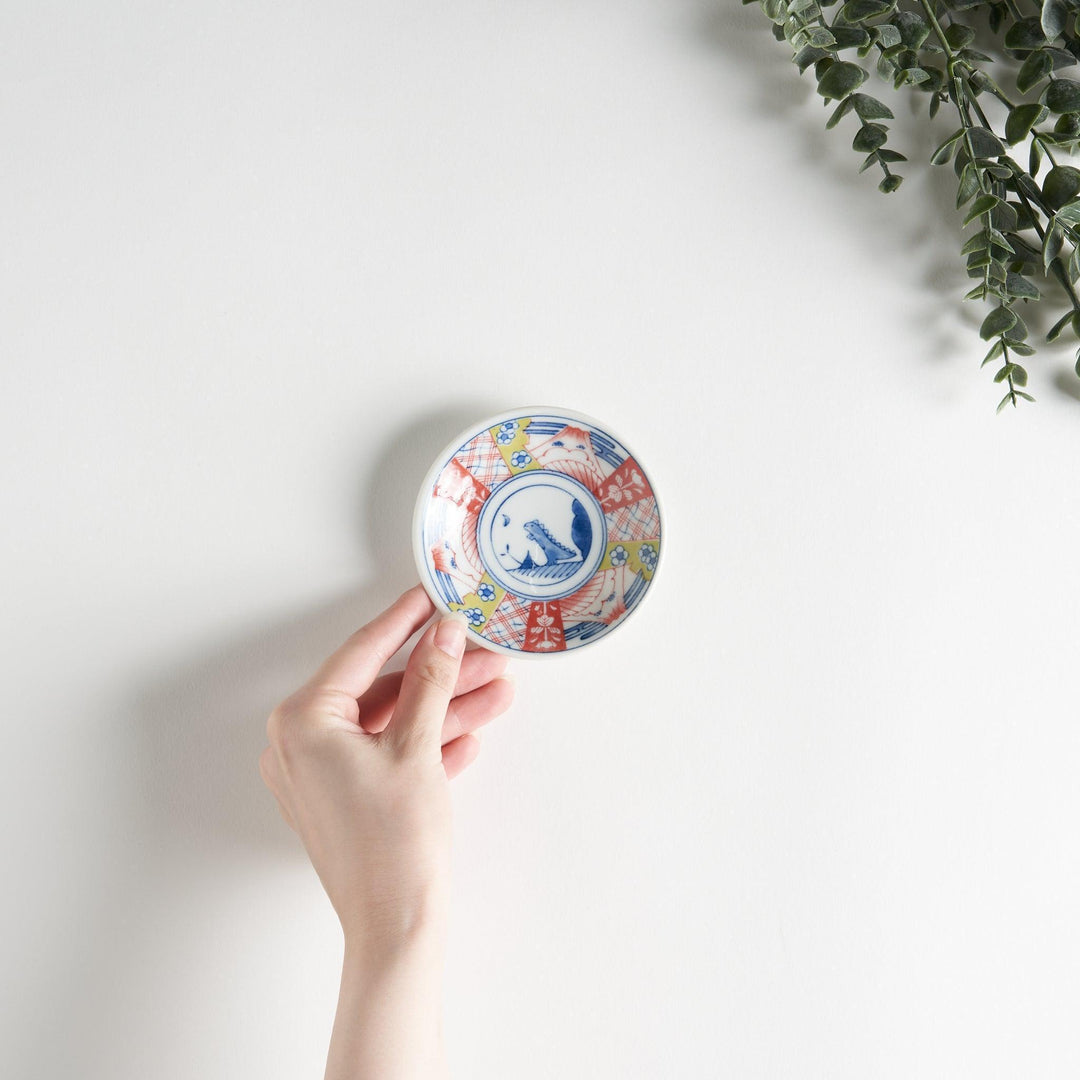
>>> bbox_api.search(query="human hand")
[258,585,514,950]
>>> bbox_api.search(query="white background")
[3,2,1079,1077]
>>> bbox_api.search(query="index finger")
[307,585,436,698]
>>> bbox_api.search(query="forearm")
[325,927,450,1080]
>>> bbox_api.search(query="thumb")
[384,612,469,757]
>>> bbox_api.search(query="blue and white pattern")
[476,469,607,602]
[415,408,661,658]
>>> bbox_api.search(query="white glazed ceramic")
[412,406,662,657]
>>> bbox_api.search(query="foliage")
[746,0,1080,410]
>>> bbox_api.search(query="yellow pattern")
[448,575,506,628]
[490,417,541,474]
[601,540,660,580]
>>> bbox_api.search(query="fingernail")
[434,613,468,659]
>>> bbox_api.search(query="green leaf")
[1005,271,1042,299]
[1017,50,1053,94]
[1042,0,1069,42]
[980,305,1018,340]
[853,123,888,151]
[1009,315,1030,341]
[961,230,989,256]
[1030,134,1045,177]
[1043,164,1080,207]
[807,26,838,49]
[931,129,965,165]
[990,232,1015,257]
[879,173,902,193]
[850,92,894,121]
[1046,79,1080,114]
[994,364,1012,384]
[1012,363,1029,386]
[944,23,976,50]
[833,26,872,50]
[840,0,892,21]
[997,392,1015,414]
[795,46,830,73]
[956,166,980,207]
[1043,223,1064,268]
[817,61,869,100]
[1075,348,1080,378]
[1047,310,1075,340]
[968,127,1006,158]
[1016,390,1036,402]
[982,340,1004,365]
[1008,342,1036,356]
[826,98,855,129]
[876,148,907,163]
[990,202,1019,233]
[963,194,1000,224]
[1055,199,1080,224]
[895,66,930,87]
[1069,243,1080,281]
[876,23,902,49]
[1005,17,1049,51]
[893,10,930,50]
[1005,103,1047,145]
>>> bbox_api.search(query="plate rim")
[411,404,664,659]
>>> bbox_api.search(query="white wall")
[3,2,1079,1077]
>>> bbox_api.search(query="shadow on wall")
[699,1,1080,397]
[10,399,502,1078]
[696,1,971,359]
[131,399,498,866]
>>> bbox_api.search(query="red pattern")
[524,600,566,652]
[605,496,661,543]
[453,431,512,491]
[598,457,652,513]
[484,592,530,651]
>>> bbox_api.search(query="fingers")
[356,647,509,733]
[308,585,435,699]
[383,613,468,757]
[442,732,482,780]
[443,676,515,743]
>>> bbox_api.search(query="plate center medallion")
[476,470,606,601]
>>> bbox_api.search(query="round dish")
[412,406,662,657]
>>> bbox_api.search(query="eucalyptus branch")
[748,0,1080,409]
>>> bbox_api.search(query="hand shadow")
[10,399,502,1078]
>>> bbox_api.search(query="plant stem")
[920,0,1018,398]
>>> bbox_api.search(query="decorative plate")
[412,407,662,656]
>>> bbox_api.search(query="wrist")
[341,890,449,963]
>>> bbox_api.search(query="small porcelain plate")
[412,407,662,657]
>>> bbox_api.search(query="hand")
[258,585,514,949]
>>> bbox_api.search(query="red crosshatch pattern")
[483,592,530,651]
[453,431,512,492]
[605,496,661,544]
[598,457,652,513]
[524,600,566,652]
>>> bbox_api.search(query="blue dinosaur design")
[523,519,577,564]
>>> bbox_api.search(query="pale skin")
[258,585,515,1080]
